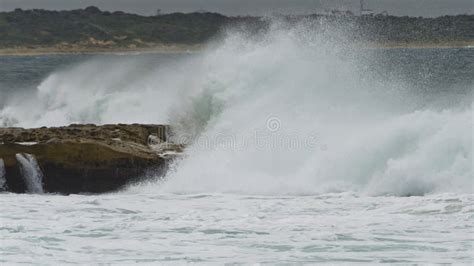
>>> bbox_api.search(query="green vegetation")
[0,6,473,51]
[0,6,234,49]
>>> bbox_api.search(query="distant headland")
[0,6,473,55]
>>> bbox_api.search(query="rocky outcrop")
[0,124,182,194]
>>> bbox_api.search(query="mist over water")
[0,20,472,196]
[0,54,191,127]
[159,21,473,196]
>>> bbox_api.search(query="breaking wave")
[1,20,472,196]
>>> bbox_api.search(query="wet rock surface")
[0,124,181,194]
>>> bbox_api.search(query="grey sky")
[1,0,473,17]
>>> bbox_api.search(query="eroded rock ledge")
[0,124,182,194]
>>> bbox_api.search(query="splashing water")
[0,20,472,196]
[0,159,6,190]
[156,22,473,196]
[0,56,190,127]
[15,153,44,194]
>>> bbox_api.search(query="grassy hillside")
[0,6,473,51]
[0,6,236,49]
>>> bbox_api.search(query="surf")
[1,19,472,196]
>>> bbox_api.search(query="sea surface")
[0,24,473,264]
[1,192,473,264]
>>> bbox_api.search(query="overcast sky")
[1,0,473,17]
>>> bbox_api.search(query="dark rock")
[0,124,181,194]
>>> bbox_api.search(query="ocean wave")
[1,19,472,196]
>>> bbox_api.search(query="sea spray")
[0,159,6,190]
[0,55,192,127]
[15,153,44,194]
[0,19,471,196]
[155,21,473,196]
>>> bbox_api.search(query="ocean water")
[1,193,473,264]
[0,21,473,263]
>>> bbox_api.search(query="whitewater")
[1,21,473,263]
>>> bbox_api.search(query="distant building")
[196,9,209,14]
[324,9,354,17]
[359,0,373,16]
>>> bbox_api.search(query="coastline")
[366,40,474,49]
[0,44,204,56]
[1,41,472,56]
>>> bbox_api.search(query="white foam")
[15,153,44,194]
[156,21,473,196]
[0,159,6,190]
[14,142,38,146]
